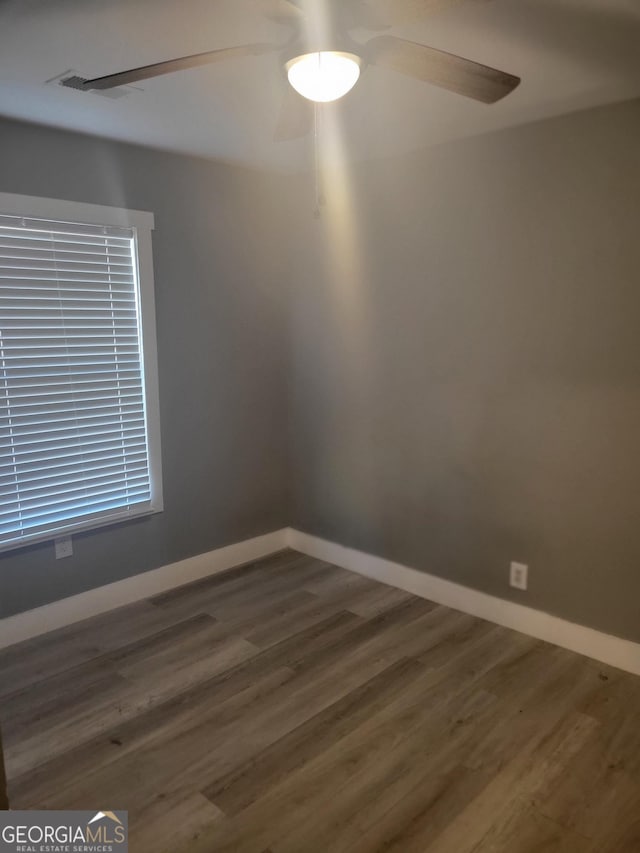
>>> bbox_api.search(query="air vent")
[45,70,139,100]
[59,75,90,91]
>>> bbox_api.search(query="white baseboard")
[286,528,640,677]
[5,525,639,678]
[0,528,289,650]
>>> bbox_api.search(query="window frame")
[0,192,163,552]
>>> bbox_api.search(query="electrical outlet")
[55,535,73,559]
[510,561,528,590]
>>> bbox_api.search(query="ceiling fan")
[61,0,521,141]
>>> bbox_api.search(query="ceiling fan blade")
[81,43,277,90]
[366,35,520,103]
[274,87,313,141]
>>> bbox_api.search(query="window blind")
[0,213,153,550]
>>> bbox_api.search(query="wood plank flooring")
[1,548,640,851]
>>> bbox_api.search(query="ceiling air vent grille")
[45,70,137,99]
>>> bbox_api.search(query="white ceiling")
[1,0,639,172]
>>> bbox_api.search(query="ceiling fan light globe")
[286,51,361,103]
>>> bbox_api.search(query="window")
[0,193,162,553]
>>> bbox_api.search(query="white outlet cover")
[510,561,528,591]
[55,535,73,559]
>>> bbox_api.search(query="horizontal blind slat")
[1,413,146,439]
[2,367,142,382]
[0,294,136,305]
[2,352,141,363]
[0,475,151,516]
[0,459,148,492]
[0,422,147,451]
[1,335,140,344]
[0,218,133,239]
[1,413,146,440]
[4,382,143,400]
[4,392,144,413]
[0,251,131,262]
[0,440,149,470]
[0,449,147,480]
[1,400,143,422]
[0,489,151,529]
[0,286,134,299]
[0,471,150,506]
[0,234,133,247]
[0,239,132,257]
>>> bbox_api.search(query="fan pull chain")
[313,102,326,218]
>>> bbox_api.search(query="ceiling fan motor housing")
[281,31,367,75]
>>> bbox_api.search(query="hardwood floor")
[1,549,640,851]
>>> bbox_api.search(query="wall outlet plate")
[55,535,73,559]
[510,561,528,590]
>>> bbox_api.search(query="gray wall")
[3,99,640,643]
[289,99,640,643]
[0,118,289,617]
